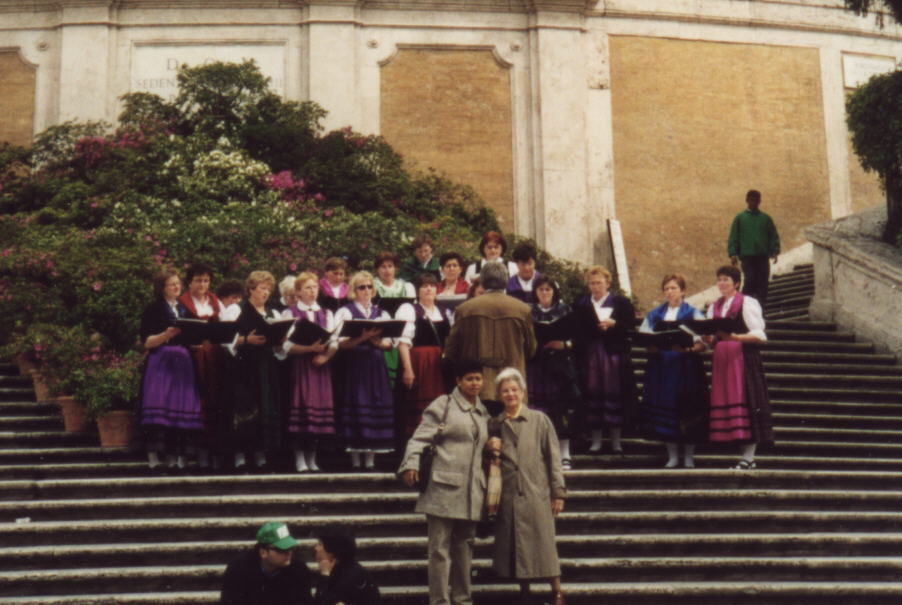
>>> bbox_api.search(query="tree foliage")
[845,0,902,26]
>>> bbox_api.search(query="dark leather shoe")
[552,590,565,605]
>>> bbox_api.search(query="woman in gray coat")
[488,367,566,605]
[399,360,489,605]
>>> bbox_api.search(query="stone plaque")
[842,53,897,89]
[131,44,286,101]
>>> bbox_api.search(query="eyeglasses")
[267,546,294,554]
[356,284,374,291]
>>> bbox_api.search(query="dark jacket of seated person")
[221,546,313,605]
[313,559,381,605]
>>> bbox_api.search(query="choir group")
[138,231,773,473]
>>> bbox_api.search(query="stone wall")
[380,46,515,230]
[0,49,35,148]
[609,35,832,303]
[807,206,902,355]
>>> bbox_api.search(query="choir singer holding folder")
[637,274,708,469]
[281,272,338,473]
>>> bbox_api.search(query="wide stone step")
[765,329,855,342]
[767,384,902,403]
[0,375,33,388]
[0,415,62,431]
[0,401,60,417]
[774,412,902,430]
[766,308,811,321]
[7,582,902,605]
[6,511,902,561]
[772,399,902,416]
[0,447,139,465]
[0,431,97,448]
[766,319,836,331]
[7,556,902,597]
[0,387,35,402]
[763,362,902,377]
[8,489,902,521]
[10,469,902,502]
[756,350,896,365]
[0,462,148,480]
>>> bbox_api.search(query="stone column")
[304,0,361,132]
[819,46,854,220]
[57,3,113,123]
[525,6,592,265]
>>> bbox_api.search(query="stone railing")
[806,206,902,356]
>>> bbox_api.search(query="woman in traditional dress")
[282,272,338,472]
[177,262,226,470]
[399,234,442,283]
[436,252,469,299]
[333,271,396,470]
[638,274,708,468]
[396,273,453,436]
[572,266,637,455]
[463,231,518,284]
[317,257,348,313]
[221,270,284,472]
[487,367,566,605]
[139,269,203,471]
[373,252,414,388]
[528,275,580,470]
[706,265,773,469]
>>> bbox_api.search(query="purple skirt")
[287,355,336,446]
[582,341,624,428]
[141,346,203,431]
[341,345,395,453]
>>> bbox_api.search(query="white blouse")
[395,302,452,346]
[706,295,767,341]
[464,258,518,284]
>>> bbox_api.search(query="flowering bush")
[0,59,585,406]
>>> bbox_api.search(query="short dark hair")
[533,275,561,305]
[411,235,433,251]
[453,359,484,380]
[716,265,742,286]
[324,257,348,272]
[661,273,687,291]
[315,526,357,563]
[153,269,180,299]
[414,273,438,290]
[746,189,761,202]
[374,251,399,270]
[479,231,507,257]
[216,279,244,300]
[439,252,465,268]
[185,263,214,284]
[512,243,537,264]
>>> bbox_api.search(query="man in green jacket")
[728,189,780,310]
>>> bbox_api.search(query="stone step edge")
[8,556,902,581]
[8,467,902,490]
[6,581,902,604]
[6,509,902,536]
[7,489,902,510]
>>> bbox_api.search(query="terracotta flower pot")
[96,410,133,448]
[56,395,88,433]
[29,370,52,404]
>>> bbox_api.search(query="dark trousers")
[741,255,770,310]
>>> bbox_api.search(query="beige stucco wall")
[609,36,832,308]
[379,47,515,230]
[0,49,36,148]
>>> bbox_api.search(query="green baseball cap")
[256,522,299,550]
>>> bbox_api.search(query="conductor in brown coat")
[444,262,537,415]
[488,367,566,605]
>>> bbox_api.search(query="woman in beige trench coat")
[398,360,490,605]
[488,367,567,605]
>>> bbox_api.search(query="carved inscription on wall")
[131,44,286,101]
[0,49,36,146]
[380,47,515,230]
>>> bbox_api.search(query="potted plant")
[73,349,143,448]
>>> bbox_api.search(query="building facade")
[0,0,898,304]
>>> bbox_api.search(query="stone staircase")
[3,264,902,604]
